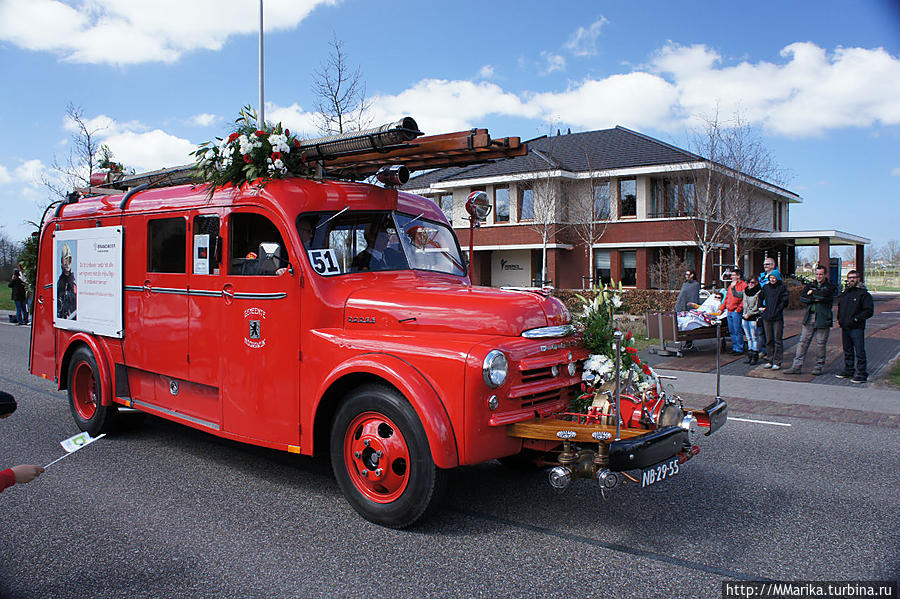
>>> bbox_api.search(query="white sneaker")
[763,363,773,369]
[771,364,781,371]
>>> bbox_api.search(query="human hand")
[11,464,44,484]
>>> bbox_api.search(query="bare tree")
[883,239,900,265]
[718,112,786,271]
[42,103,106,201]
[685,111,731,286]
[569,155,611,288]
[522,144,569,285]
[312,37,371,135]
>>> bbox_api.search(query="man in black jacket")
[836,270,874,383]
[760,271,789,370]
[784,265,835,376]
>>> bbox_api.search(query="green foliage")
[192,105,315,195]
[18,233,38,293]
[575,281,623,357]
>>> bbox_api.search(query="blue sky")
[1,0,898,254]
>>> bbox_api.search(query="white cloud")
[190,113,219,127]
[0,165,10,185]
[651,42,900,136]
[531,73,678,131]
[265,103,320,138]
[564,17,609,57]
[478,65,495,79]
[14,160,46,186]
[891,167,900,176]
[539,51,566,75]
[0,0,339,65]
[370,79,539,134]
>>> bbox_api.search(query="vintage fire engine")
[29,119,726,528]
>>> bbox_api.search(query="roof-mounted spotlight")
[376,165,409,188]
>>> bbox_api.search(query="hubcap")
[72,362,98,420]
[344,412,410,503]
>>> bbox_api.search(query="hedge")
[554,288,678,316]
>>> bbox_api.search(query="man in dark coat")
[784,265,835,376]
[836,270,874,383]
[8,269,27,325]
[760,271,789,370]
[674,270,701,312]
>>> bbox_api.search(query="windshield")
[297,211,465,277]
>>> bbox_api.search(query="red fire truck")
[29,123,725,528]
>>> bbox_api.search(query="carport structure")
[753,230,871,282]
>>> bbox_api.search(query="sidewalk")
[655,368,900,416]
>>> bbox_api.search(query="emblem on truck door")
[243,307,267,348]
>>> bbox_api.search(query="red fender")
[311,353,459,469]
[60,334,114,407]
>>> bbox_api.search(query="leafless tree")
[718,112,786,271]
[522,143,569,285]
[42,103,105,202]
[312,37,371,135]
[569,153,611,288]
[685,110,731,286]
[883,239,900,265]
[649,249,692,290]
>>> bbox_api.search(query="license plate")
[640,457,680,488]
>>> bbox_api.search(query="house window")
[649,179,675,218]
[494,187,510,222]
[519,188,534,221]
[621,250,637,286]
[148,217,186,273]
[594,250,611,285]
[439,194,453,225]
[681,182,695,215]
[593,182,610,220]
[619,179,636,218]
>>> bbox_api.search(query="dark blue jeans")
[841,328,867,379]
[14,299,27,325]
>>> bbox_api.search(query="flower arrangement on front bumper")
[191,105,314,193]
[573,282,657,414]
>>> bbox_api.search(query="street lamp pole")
[258,0,265,128]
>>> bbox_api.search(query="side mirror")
[465,191,491,222]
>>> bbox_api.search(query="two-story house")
[405,126,866,289]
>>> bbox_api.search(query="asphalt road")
[1,322,898,599]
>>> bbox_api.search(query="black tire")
[330,384,447,528]
[67,346,119,437]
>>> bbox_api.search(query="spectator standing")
[8,269,28,325]
[741,276,762,364]
[760,271,789,370]
[757,257,781,357]
[784,265,835,376]
[674,270,701,313]
[724,268,747,354]
[836,270,874,384]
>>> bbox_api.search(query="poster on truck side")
[53,227,123,338]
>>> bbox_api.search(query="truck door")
[188,212,224,387]
[134,216,190,383]
[220,210,300,446]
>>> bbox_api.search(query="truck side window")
[193,215,220,275]
[148,217,186,273]
[229,213,288,276]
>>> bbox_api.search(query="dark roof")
[404,126,701,188]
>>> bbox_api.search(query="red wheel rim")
[72,362,98,420]
[343,411,410,503]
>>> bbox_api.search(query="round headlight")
[567,362,576,377]
[482,350,508,388]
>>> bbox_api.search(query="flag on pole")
[60,431,105,452]
[45,432,106,468]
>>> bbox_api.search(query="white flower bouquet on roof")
[191,105,315,193]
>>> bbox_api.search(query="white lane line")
[729,416,792,427]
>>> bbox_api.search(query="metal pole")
[715,320,721,398]
[614,330,622,440]
[258,0,265,128]
[468,220,475,281]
